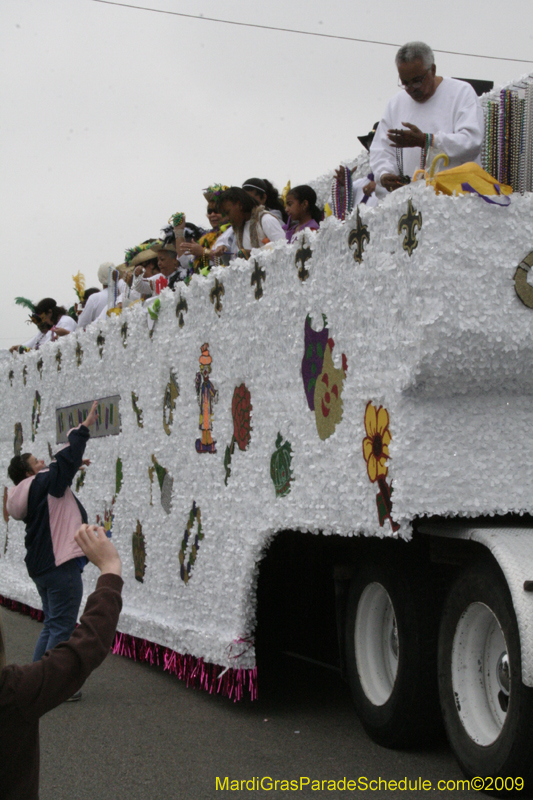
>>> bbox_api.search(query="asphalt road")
[3,607,497,800]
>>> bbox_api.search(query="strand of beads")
[330,166,353,220]
[419,133,434,170]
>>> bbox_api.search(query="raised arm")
[3,525,123,720]
[47,401,98,497]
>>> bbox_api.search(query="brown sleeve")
[9,573,123,719]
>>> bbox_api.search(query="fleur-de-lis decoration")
[251,260,266,300]
[163,370,180,436]
[14,423,23,456]
[295,237,312,281]
[96,333,105,358]
[37,358,43,379]
[210,278,224,315]
[132,520,146,583]
[55,350,62,372]
[22,365,28,385]
[75,470,86,492]
[175,295,188,328]
[348,207,370,264]
[75,341,83,367]
[131,391,143,428]
[398,199,422,256]
[121,322,128,347]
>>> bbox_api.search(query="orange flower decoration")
[362,402,391,482]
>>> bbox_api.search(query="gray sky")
[2,0,532,348]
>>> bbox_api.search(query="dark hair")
[287,185,322,224]
[242,178,287,221]
[242,178,267,198]
[34,298,68,325]
[262,179,287,221]
[218,187,259,214]
[8,453,33,485]
[81,287,100,308]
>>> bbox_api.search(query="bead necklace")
[419,133,434,171]
[394,144,410,185]
[330,166,353,220]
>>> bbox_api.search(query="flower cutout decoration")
[232,384,252,451]
[224,383,252,485]
[362,402,399,533]
[362,402,391,482]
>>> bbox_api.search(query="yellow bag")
[415,157,512,206]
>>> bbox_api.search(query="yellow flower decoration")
[362,402,391,483]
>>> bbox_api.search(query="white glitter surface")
[1,182,533,669]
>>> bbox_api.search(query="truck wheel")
[345,558,439,748]
[438,562,533,794]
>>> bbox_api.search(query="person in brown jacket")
[0,525,123,800]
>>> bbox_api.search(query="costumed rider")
[370,41,484,195]
[148,214,206,293]
[10,299,52,353]
[124,241,163,303]
[6,401,99,679]
[77,263,126,327]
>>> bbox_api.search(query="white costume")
[370,78,484,188]
[77,289,108,327]
[77,280,127,327]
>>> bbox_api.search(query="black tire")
[438,561,533,796]
[344,556,440,748]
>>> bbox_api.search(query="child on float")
[283,185,323,244]
[242,178,287,222]
[218,187,286,260]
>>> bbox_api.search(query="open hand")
[75,524,122,576]
[387,123,425,149]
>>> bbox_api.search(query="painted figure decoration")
[301,315,348,440]
[195,343,218,453]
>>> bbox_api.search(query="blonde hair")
[0,610,6,671]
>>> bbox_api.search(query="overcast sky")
[2,0,532,348]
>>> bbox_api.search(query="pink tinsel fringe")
[0,594,45,622]
[0,594,257,702]
[112,630,258,702]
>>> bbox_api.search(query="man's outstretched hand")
[75,524,122,576]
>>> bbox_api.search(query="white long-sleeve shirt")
[370,78,484,187]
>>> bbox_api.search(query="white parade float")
[2,72,533,792]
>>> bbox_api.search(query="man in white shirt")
[370,41,484,194]
[77,262,126,327]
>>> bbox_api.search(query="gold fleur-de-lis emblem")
[348,208,370,263]
[251,259,266,300]
[398,199,422,256]
[210,278,224,315]
[175,295,188,328]
[295,237,312,281]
